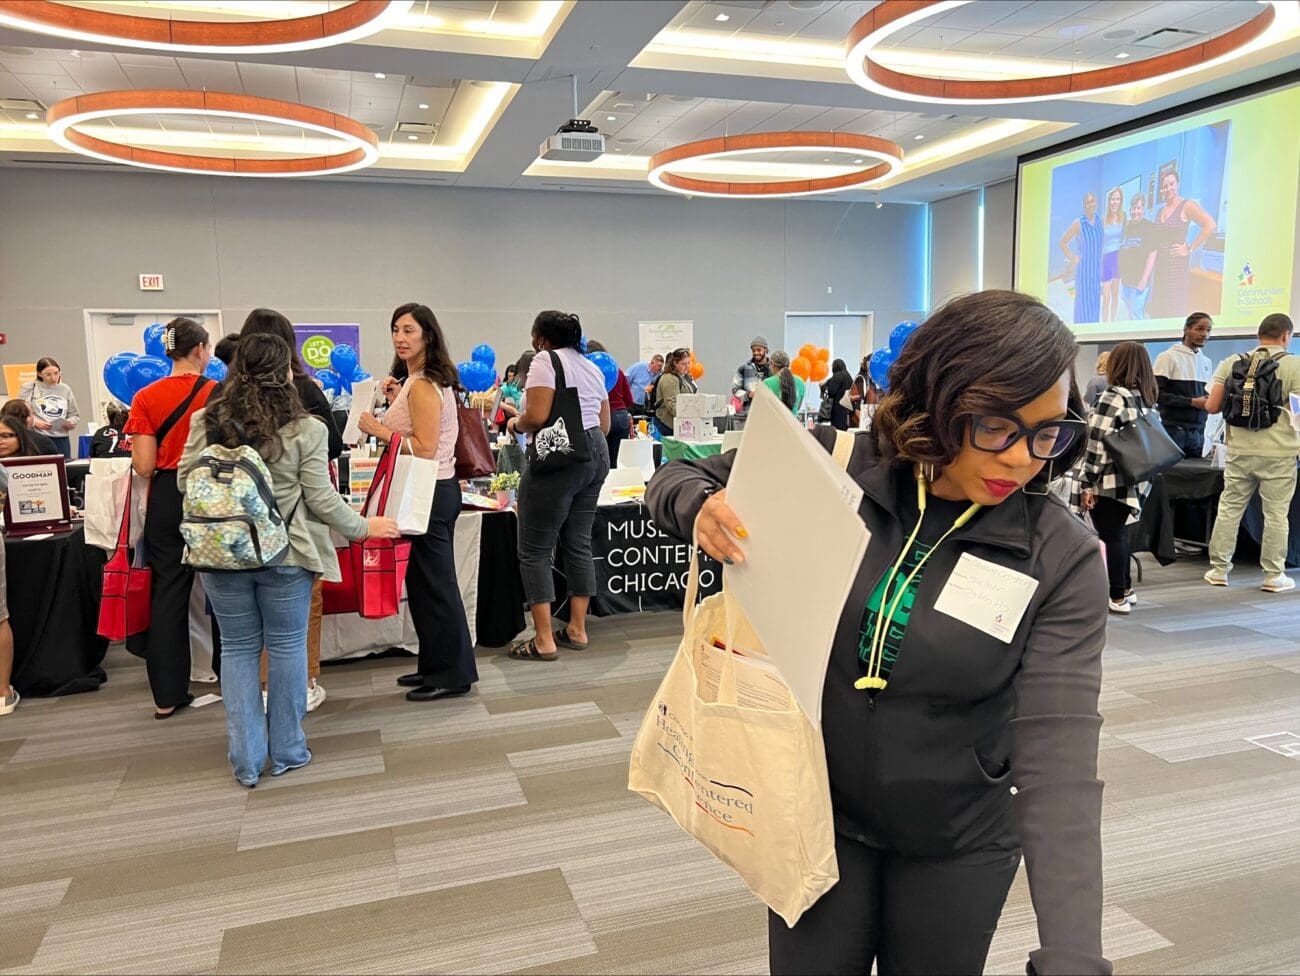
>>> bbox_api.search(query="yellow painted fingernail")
[735,526,749,539]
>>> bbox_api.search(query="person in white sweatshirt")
[20,357,81,459]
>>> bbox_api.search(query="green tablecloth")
[660,437,724,462]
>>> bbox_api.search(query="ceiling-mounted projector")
[540,118,605,162]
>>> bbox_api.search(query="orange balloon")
[798,343,817,362]
[690,362,704,380]
[791,356,812,380]
[811,359,830,382]
[816,347,830,363]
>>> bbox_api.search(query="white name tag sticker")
[933,553,1040,644]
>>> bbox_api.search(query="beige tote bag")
[628,431,856,927]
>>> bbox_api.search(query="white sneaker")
[1261,574,1296,593]
[189,670,219,684]
[1204,568,1230,587]
[306,681,327,712]
[0,686,19,715]
[1108,599,1131,615]
[1125,591,1137,606]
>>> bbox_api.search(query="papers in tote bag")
[723,387,870,726]
[342,378,376,446]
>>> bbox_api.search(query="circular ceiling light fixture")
[845,0,1290,104]
[648,131,903,199]
[46,90,379,178]
[0,0,413,55]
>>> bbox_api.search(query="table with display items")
[4,526,109,697]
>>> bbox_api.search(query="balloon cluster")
[867,321,920,391]
[792,345,831,383]
[102,322,227,405]
[688,350,704,381]
[314,344,371,396]
[457,344,496,393]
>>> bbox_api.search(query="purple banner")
[294,324,361,377]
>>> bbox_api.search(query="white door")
[783,313,874,411]
[84,309,224,425]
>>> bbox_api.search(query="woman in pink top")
[358,303,477,702]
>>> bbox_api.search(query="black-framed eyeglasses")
[969,414,1085,460]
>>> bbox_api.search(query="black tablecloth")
[5,526,108,697]
[476,510,527,647]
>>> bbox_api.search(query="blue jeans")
[202,566,314,785]
[1121,283,1149,319]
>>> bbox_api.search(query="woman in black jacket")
[647,290,1109,976]
[822,358,855,430]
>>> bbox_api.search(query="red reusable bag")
[97,476,151,640]
[322,436,412,618]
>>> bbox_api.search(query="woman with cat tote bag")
[506,310,610,662]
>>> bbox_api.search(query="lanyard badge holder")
[855,469,981,692]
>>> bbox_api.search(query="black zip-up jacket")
[646,428,1111,976]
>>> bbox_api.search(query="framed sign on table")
[1,454,72,537]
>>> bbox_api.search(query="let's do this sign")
[294,324,361,377]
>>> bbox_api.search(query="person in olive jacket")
[646,290,1110,976]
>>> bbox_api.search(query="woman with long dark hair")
[762,351,805,414]
[125,317,215,719]
[180,334,397,786]
[823,358,855,430]
[0,415,36,459]
[1150,169,1217,319]
[357,303,477,702]
[239,308,344,711]
[1075,340,1158,615]
[507,310,610,661]
[19,357,80,458]
[648,290,1108,976]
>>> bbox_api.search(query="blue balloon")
[351,367,372,383]
[457,360,493,393]
[329,343,359,380]
[103,352,138,405]
[586,351,619,393]
[868,348,894,390]
[127,355,171,402]
[315,368,342,394]
[143,322,167,359]
[470,344,496,369]
[888,321,920,356]
[579,336,589,354]
[203,358,227,382]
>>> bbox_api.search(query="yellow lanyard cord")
[855,473,982,692]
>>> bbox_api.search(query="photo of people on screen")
[1047,120,1228,326]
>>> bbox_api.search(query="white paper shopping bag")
[371,447,437,534]
[84,458,147,551]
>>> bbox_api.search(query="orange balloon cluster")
[689,350,704,380]
[792,344,830,382]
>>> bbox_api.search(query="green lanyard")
[855,471,981,692]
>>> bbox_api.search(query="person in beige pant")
[1204,313,1300,592]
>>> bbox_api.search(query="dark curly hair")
[871,290,1086,478]
[203,333,306,462]
[533,310,583,350]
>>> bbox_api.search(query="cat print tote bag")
[525,350,591,475]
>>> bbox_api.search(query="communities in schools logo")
[1238,262,1255,286]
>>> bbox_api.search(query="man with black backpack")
[1204,313,1300,592]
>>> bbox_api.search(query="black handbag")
[1102,401,1182,483]
[525,351,592,475]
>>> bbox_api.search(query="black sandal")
[554,627,588,651]
[507,638,558,662]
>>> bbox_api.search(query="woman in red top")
[587,341,634,467]
[124,317,215,718]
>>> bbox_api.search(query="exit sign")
[139,273,164,291]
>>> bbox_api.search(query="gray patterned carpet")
[3,555,1299,975]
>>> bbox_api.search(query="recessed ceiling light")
[715,12,730,21]
[374,72,386,79]
[607,115,616,121]
[854,157,864,163]
[822,156,830,161]
[1115,51,1130,59]
[407,134,418,140]
[418,102,429,109]
[69,50,80,57]
[25,111,39,119]
[914,134,924,140]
